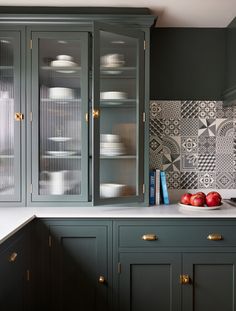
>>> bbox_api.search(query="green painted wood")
[30,30,89,203]
[0,30,23,203]
[118,252,181,311]
[93,21,145,205]
[48,222,111,311]
[182,253,236,311]
[0,227,30,310]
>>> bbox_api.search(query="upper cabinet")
[0,8,156,206]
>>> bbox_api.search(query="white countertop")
[1,201,236,245]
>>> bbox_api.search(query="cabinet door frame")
[92,21,145,205]
[182,252,236,311]
[0,28,25,204]
[118,252,181,311]
[29,30,89,203]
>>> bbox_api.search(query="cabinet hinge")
[142,112,146,123]
[30,184,33,194]
[48,235,52,247]
[30,112,33,122]
[29,40,32,50]
[118,262,121,274]
[144,40,146,50]
[142,184,145,194]
[85,112,89,122]
[26,269,30,281]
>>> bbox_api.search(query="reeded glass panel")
[39,39,82,195]
[99,31,138,199]
[0,38,14,195]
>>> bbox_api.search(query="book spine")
[155,169,161,205]
[160,171,169,205]
[149,171,156,205]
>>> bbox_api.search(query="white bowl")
[57,55,73,61]
[100,91,127,100]
[100,183,125,198]
[101,134,120,143]
[49,87,74,100]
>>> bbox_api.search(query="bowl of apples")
[179,191,222,211]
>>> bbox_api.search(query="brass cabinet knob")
[207,233,223,241]
[180,274,191,285]
[98,276,106,284]
[92,110,99,119]
[15,112,24,121]
[142,234,157,241]
[8,252,18,263]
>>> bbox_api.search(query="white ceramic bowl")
[100,134,120,143]
[100,91,127,100]
[57,55,73,61]
[100,183,125,198]
[49,87,74,100]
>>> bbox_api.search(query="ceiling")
[0,0,236,27]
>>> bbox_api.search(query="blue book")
[160,171,169,205]
[149,170,156,205]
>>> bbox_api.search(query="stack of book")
[149,170,169,205]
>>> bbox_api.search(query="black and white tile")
[181,137,198,153]
[162,119,181,136]
[149,151,162,170]
[162,154,180,172]
[150,118,163,136]
[216,154,234,172]
[180,172,198,189]
[149,135,162,153]
[162,136,180,154]
[150,101,162,119]
[180,119,198,136]
[216,119,234,136]
[198,172,215,189]
[166,172,180,189]
[161,101,181,119]
[181,154,198,171]
[198,137,216,154]
[216,101,233,118]
[198,101,216,119]
[216,136,233,154]
[216,172,235,189]
[198,154,216,171]
[198,119,216,137]
[181,101,199,118]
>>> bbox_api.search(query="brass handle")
[9,252,18,263]
[15,112,24,121]
[207,233,223,241]
[180,274,191,285]
[92,109,99,119]
[98,276,106,284]
[142,234,157,241]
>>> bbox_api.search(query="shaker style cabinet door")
[182,253,236,311]
[93,22,145,205]
[30,31,89,202]
[49,224,110,311]
[118,252,181,311]
[0,31,23,203]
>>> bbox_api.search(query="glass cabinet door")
[0,32,21,202]
[31,32,88,202]
[93,23,145,204]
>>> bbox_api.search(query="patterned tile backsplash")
[149,100,236,190]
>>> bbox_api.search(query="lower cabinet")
[47,220,112,311]
[0,225,30,311]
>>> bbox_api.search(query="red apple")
[206,193,221,207]
[180,193,192,205]
[207,191,222,200]
[195,192,206,204]
[190,194,205,207]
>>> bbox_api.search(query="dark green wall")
[150,28,226,100]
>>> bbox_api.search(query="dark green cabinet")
[0,226,30,310]
[118,252,181,311]
[47,220,112,311]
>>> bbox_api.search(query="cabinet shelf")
[0,155,14,159]
[0,66,13,70]
[41,98,81,104]
[100,99,136,108]
[41,155,81,159]
[41,66,81,72]
[100,155,136,159]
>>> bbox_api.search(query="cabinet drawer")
[118,225,236,248]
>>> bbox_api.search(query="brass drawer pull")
[207,233,223,241]
[15,112,24,121]
[180,274,191,285]
[142,234,157,241]
[9,252,18,263]
[92,109,99,119]
[98,275,106,284]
